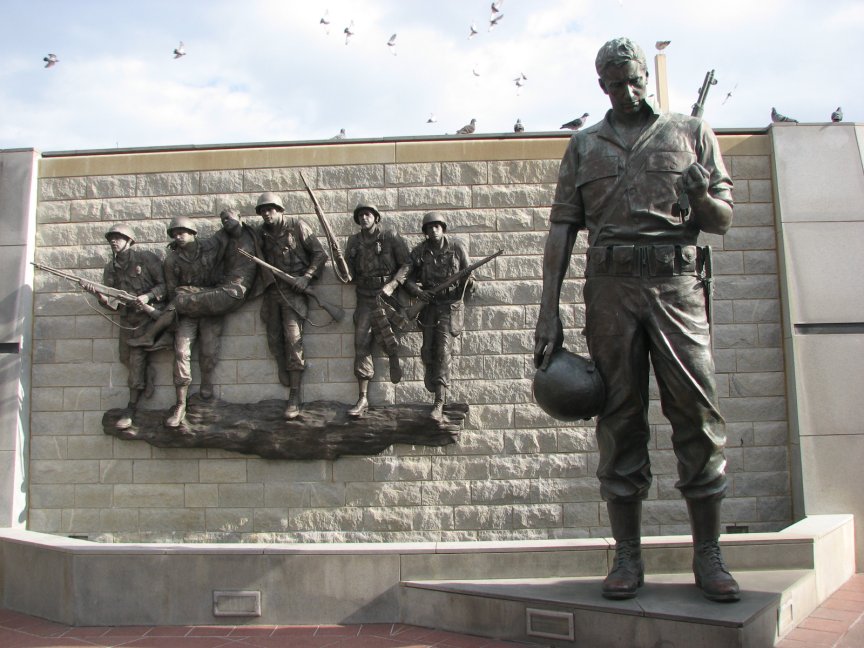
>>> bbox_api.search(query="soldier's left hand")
[136,294,151,306]
[293,275,311,293]
[679,162,710,200]
[381,281,397,297]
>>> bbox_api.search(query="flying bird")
[489,13,504,31]
[426,113,438,124]
[722,83,738,105]
[472,66,481,77]
[514,118,524,133]
[561,113,590,130]
[831,107,843,123]
[514,73,526,94]
[43,53,59,68]
[172,42,186,59]
[655,40,671,51]
[319,11,331,34]
[468,24,479,39]
[332,128,347,139]
[456,119,476,135]
[491,0,504,13]
[386,33,398,54]
[771,107,798,123]
[344,21,355,45]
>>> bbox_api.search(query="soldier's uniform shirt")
[408,237,470,391]
[102,247,166,390]
[346,227,410,380]
[550,103,733,502]
[259,216,328,380]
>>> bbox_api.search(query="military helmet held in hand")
[105,224,136,244]
[256,191,285,214]
[353,203,381,224]
[422,211,447,233]
[533,347,606,421]
[167,216,197,237]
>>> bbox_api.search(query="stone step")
[401,569,814,648]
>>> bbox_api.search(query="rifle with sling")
[32,261,162,319]
[404,249,503,322]
[299,171,353,284]
[676,70,718,215]
[237,249,345,322]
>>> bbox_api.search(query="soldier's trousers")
[119,312,152,390]
[583,274,727,503]
[262,288,307,376]
[419,302,454,391]
[173,316,223,386]
[353,293,398,380]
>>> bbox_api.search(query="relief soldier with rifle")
[53,224,167,430]
[256,191,328,420]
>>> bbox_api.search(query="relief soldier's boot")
[127,308,175,348]
[388,354,402,384]
[430,386,446,422]
[116,388,142,430]
[284,371,302,420]
[199,371,214,401]
[165,385,188,428]
[688,496,740,602]
[348,380,369,417]
[602,501,645,600]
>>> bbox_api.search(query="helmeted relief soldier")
[256,191,328,420]
[404,212,471,421]
[89,224,166,429]
[344,203,411,417]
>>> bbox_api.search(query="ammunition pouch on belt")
[356,274,392,290]
[586,245,708,278]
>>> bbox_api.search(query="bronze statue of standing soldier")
[533,37,739,602]
[345,203,411,417]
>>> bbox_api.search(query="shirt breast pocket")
[576,156,620,218]
[642,151,696,215]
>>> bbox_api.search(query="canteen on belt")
[533,347,606,421]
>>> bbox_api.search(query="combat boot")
[430,386,445,422]
[284,371,302,420]
[688,497,740,602]
[602,500,644,600]
[165,386,188,428]
[348,395,368,417]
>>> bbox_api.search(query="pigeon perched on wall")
[43,53,59,68]
[332,128,347,139]
[831,107,843,123]
[655,40,671,51]
[173,42,186,59]
[561,113,589,130]
[456,119,476,135]
[514,118,524,133]
[771,107,798,123]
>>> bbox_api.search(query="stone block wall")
[27,134,790,542]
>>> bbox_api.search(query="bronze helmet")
[422,211,447,233]
[353,203,382,224]
[255,191,285,214]
[104,223,136,244]
[533,348,606,421]
[166,216,197,237]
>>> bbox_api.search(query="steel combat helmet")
[256,192,285,214]
[422,211,447,233]
[353,203,382,224]
[105,224,136,244]
[166,216,197,237]
[533,348,606,421]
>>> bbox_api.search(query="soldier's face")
[221,212,242,235]
[425,223,444,242]
[600,60,648,116]
[259,205,283,228]
[107,234,130,254]
[358,211,376,231]
[172,229,195,248]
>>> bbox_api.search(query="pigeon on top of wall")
[561,113,590,130]
[771,107,798,123]
[332,128,346,140]
[514,118,524,133]
[43,53,59,68]
[173,42,186,59]
[831,107,843,123]
[655,40,671,51]
[456,119,476,135]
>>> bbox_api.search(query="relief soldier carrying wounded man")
[533,37,739,602]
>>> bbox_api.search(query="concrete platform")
[402,570,809,648]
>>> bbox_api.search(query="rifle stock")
[299,172,353,284]
[31,261,161,319]
[237,249,344,321]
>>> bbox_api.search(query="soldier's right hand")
[533,312,564,370]
[79,279,98,295]
[417,290,434,303]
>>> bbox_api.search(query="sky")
[2,0,861,152]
